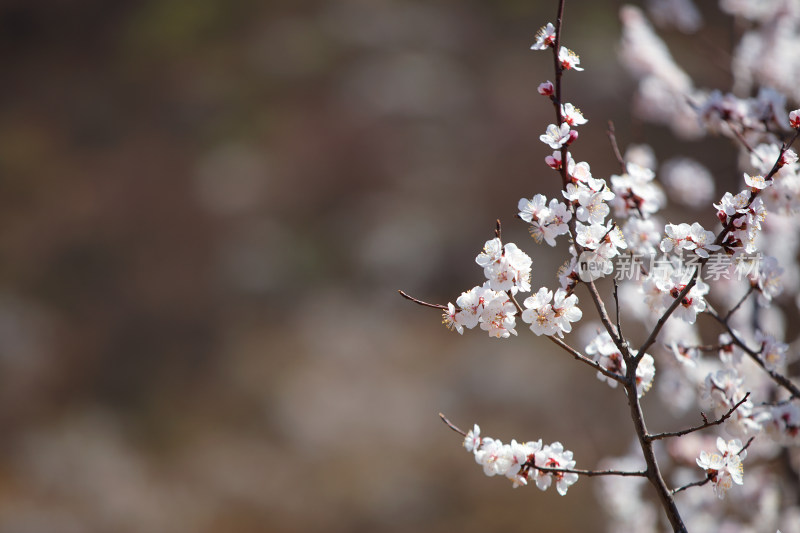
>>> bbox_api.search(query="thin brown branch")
[606,121,627,173]
[707,309,800,398]
[439,413,467,437]
[725,285,755,321]
[584,280,623,346]
[740,436,756,454]
[636,268,698,362]
[622,369,687,532]
[398,290,448,311]
[613,279,624,347]
[508,291,524,315]
[647,393,751,441]
[531,464,648,477]
[672,476,710,495]
[727,120,760,157]
[547,335,628,384]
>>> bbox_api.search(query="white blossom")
[540,123,571,149]
[531,23,556,50]
[696,437,747,499]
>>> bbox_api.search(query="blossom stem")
[507,291,524,315]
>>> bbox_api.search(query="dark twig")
[740,436,756,454]
[547,335,628,384]
[584,279,623,347]
[647,393,751,441]
[398,290,448,311]
[636,268,698,362]
[606,121,627,173]
[672,477,710,495]
[551,0,568,189]
[530,464,647,478]
[725,285,755,321]
[508,291,524,315]
[727,121,760,157]
[613,279,624,349]
[439,413,467,436]
[707,309,800,398]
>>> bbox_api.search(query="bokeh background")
[0,1,743,532]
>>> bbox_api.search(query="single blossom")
[531,23,556,50]
[561,103,587,126]
[744,172,769,190]
[558,46,584,71]
[540,123,572,149]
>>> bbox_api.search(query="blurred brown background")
[0,1,740,532]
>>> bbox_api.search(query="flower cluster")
[714,190,766,255]
[475,238,532,294]
[696,437,746,499]
[443,284,517,339]
[463,424,579,494]
[659,222,719,258]
[442,233,585,339]
[520,287,581,337]
[518,194,571,246]
[442,238,533,338]
[640,261,709,324]
[585,331,654,397]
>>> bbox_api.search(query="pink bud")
[789,109,800,129]
[545,155,561,169]
[538,81,554,96]
[566,130,579,145]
